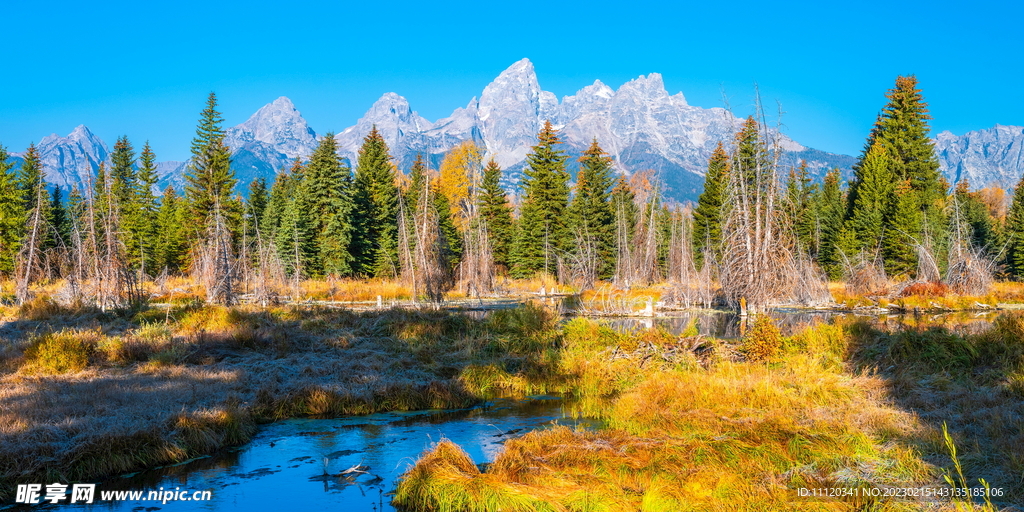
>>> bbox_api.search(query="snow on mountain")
[10,60,1022,203]
[15,125,111,191]
[934,125,1024,188]
[224,96,318,184]
[332,58,853,200]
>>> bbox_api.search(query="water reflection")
[32,397,598,512]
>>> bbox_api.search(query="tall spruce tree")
[351,126,399,277]
[0,145,23,275]
[567,139,616,278]
[815,168,846,279]
[18,143,43,213]
[132,142,160,275]
[305,133,354,276]
[1005,175,1024,278]
[185,93,236,237]
[275,158,317,277]
[783,161,816,255]
[692,141,728,268]
[510,121,570,278]
[846,76,946,275]
[477,159,514,269]
[154,186,187,273]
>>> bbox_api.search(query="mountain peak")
[225,96,316,160]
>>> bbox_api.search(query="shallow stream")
[28,397,598,511]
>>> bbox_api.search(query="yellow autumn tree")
[439,141,483,231]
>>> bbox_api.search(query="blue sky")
[1,0,1021,162]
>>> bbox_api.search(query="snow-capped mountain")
[330,58,855,199]
[11,125,111,190]
[934,125,1024,188]
[224,96,318,183]
[7,59,1022,203]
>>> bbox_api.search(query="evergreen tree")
[510,121,570,278]
[692,141,728,267]
[262,168,294,245]
[846,76,946,274]
[477,159,514,269]
[1005,175,1024,278]
[815,168,846,279]
[274,158,317,277]
[154,186,187,273]
[883,179,922,275]
[405,153,427,215]
[109,136,137,210]
[45,187,70,251]
[567,139,616,278]
[783,161,816,255]
[351,126,399,277]
[845,141,893,252]
[305,133,354,276]
[0,145,24,275]
[433,182,463,264]
[185,93,236,234]
[18,143,44,213]
[246,177,269,238]
[132,141,160,274]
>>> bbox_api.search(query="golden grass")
[397,316,1024,511]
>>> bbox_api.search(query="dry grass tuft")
[741,314,783,362]
[23,330,98,374]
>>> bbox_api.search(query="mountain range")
[7,59,1024,203]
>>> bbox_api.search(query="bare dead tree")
[613,199,634,289]
[411,179,453,303]
[717,101,825,314]
[945,194,995,295]
[459,218,494,298]
[14,184,47,304]
[565,226,598,291]
[193,200,236,305]
[664,208,716,308]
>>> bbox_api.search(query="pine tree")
[845,141,894,252]
[433,182,463,264]
[846,76,946,274]
[815,168,846,279]
[154,186,187,273]
[351,126,399,277]
[510,120,570,278]
[305,133,354,276]
[18,143,43,213]
[783,161,816,255]
[185,93,237,235]
[0,145,24,275]
[567,139,616,278]
[477,159,514,269]
[274,158,317,277]
[131,141,160,275]
[109,136,137,210]
[692,141,729,268]
[45,187,70,251]
[951,180,997,255]
[1005,175,1024,278]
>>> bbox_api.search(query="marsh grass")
[0,299,567,498]
[396,315,1024,511]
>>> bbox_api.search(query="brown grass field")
[2,278,1024,510]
